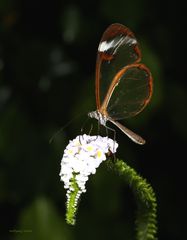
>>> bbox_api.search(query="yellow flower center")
[67,149,73,154]
[86,146,93,152]
[97,150,102,158]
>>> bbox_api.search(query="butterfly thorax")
[88,110,108,126]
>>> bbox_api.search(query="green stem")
[66,176,80,225]
[108,159,157,240]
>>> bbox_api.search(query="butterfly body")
[88,110,146,145]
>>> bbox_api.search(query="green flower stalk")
[65,174,81,225]
[109,159,157,240]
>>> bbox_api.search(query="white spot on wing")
[98,36,137,53]
[98,40,115,52]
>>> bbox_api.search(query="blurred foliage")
[0,0,186,239]
[16,197,72,240]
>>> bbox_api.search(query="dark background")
[0,0,186,239]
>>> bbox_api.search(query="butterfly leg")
[88,124,93,135]
[104,124,117,160]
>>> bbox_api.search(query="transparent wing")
[95,23,141,109]
[106,64,153,120]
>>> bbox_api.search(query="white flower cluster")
[59,134,118,194]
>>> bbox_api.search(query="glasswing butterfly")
[88,23,153,145]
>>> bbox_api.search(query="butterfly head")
[88,110,107,126]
